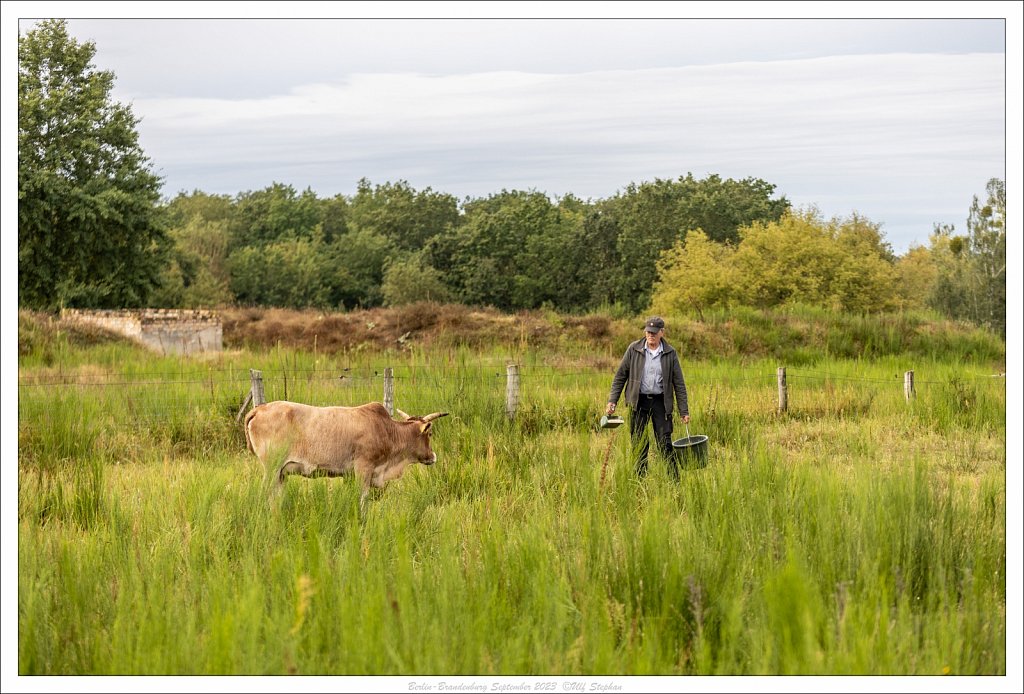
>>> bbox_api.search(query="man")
[606,316,690,477]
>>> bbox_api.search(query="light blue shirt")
[640,341,664,394]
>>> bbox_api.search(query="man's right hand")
[606,402,616,415]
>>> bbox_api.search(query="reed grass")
[17,316,1006,676]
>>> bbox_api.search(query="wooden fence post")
[506,364,520,421]
[904,370,915,401]
[237,368,265,422]
[777,366,788,414]
[383,367,394,416]
[250,369,265,407]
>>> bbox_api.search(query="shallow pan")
[599,415,625,429]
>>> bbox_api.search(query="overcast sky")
[12,8,1017,254]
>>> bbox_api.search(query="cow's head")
[396,409,449,465]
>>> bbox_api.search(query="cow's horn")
[395,408,412,420]
[421,412,449,423]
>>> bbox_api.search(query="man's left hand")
[681,414,690,424]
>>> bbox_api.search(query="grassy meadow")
[16,308,1007,676]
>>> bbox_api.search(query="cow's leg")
[355,462,376,515]
[277,460,305,485]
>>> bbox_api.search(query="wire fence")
[17,362,1007,432]
[15,362,1008,386]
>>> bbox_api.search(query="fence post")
[237,368,265,422]
[383,367,394,416]
[904,370,915,401]
[506,364,520,421]
[777,366,788,414]
[250,369,265,407]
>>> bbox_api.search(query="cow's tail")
[243,405,261,455]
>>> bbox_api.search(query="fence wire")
[17,364,1006,432]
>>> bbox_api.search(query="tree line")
[650,179,1005,337]
[18,20,1007,336]
[150,175,792,316]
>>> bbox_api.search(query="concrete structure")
[61,309,222,355]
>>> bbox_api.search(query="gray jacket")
[608,338,689,417]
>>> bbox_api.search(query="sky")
[8,5,1019,254]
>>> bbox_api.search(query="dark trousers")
[630,393,677,478]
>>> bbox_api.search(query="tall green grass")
[17,430,1004,674]
[17,315,1006,675]
[683,304,1004,365]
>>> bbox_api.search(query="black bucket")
[672,435,709,470]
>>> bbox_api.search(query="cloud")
[64,17,1005,99]
[132,52,1003,251]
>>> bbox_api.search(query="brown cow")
[244,401,449,506]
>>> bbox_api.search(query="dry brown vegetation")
[17,309,139,356]
[19,303,1005,367]
[219,302,632,354]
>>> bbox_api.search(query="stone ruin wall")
[61,309,223,355]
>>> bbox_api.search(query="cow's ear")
[419,421,432,434]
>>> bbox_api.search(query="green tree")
[231,183,322,247]
[571,206,626,311]
[319,193,351,244]
[923,180,1005,334]
[966,178,1006,334]
[605,178,685,313]
[649,230,739,318]
[153,217,234,307]
[513,195,588,309]
[229,230,340,309]
[894,244,938,310]
[727,211,831,308]
[652,209,899,315]
[226,223,392,310]
[675,173,790,245]
[349,178,460,251]
[926,223,972,321]
[604,174,789,313]
[381,251,452,306]
[427,190,565,310]
[326,227,395,308]
[733,209,898,312]
[538,195,598,312]
[154,191,236,307]
[829,213,898,311]
[19,19,168,308]
[165,190,234,229]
